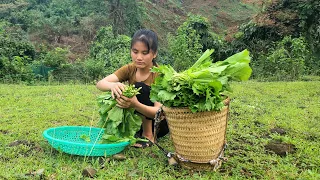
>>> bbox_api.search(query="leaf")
[224,62,252,81]
[157,90,176,101]
[223,49,251,64]
[101,134,122,142]
[108,107,124,123]
[189,49,214,70]
[208,65,229,74]
[80,134,91,142]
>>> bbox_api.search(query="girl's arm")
[96,74,126,98]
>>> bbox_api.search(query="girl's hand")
[116,95,139,109]
[110,82,126,99]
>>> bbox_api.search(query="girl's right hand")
[110,82,126,99]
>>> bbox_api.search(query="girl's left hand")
[116,95,138,109]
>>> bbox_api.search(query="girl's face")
[131,41,157,69]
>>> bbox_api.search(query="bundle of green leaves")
[97,85,142,144]
[150,49,252,112]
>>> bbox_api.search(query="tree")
[107,0,143,36]
[89,26,131,74]
[0,28,36,82]
[167,14,226,71]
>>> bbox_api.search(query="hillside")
[0,0,262,59]
[2,0,319,83]
[142,0,262,44]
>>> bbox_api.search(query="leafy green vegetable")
[150,49,252,112]
[80,134,91,142]
[97,85,142,144]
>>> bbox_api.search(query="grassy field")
[0,81,319,179]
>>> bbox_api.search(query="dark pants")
[134,82,169,138]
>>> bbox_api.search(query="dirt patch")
[240,167,252,178]
[25,169,44,179]
[270,127,286,135]
[82,167,97,178]
[261,134,271,139]
[8,140,30,147]
[0,155,10,162]
[112,153,126,160]
[29,33,89,62]
[225,26,239,42]
[8,140,43,156]
[253,121,264,127]
[0,130,9,134]
[265,140,296,156]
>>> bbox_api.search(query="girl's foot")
[133,136,154,148]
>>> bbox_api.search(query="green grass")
[0,81,319,179]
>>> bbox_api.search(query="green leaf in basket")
[100,134,130,144]
[80,134,91,142]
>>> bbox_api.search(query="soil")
[0,130,9,134]
[265,140,296,156]
[82,167,97,178]
[8,140,43,156]
[270,127,286,135]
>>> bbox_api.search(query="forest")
[0,0,319,84]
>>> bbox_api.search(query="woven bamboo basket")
[163,98,230,171]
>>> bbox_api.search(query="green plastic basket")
[43,126,129,156]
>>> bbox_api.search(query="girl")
[96,29,168,148]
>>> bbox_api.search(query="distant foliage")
[81,58,107,82]
[90,26,131,75]
[0,27,36,82]
[1,0,319,83]
[169,15,220,71]
[289,0,320,54]
[254,36,308,81]
[40,47,69,68]
[1,0,110,43]
[0,23,35,59]
[49,26,132,83]
[167,14,231,72]
[231,0,320,77]
[167,26,202,72]
[0,56,35,83]
[107,0,143,36]
[291,0,320,75]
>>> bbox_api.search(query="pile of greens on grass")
[150,49,252,112]
[97,85,143,144]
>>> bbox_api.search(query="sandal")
[133,137,154,148]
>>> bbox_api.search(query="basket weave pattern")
[163,104,229,163]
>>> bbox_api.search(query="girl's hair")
[131,29,158,56]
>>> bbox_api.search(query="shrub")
[167,14,232,71]
[167,15,204,71]
[90,26,131,75]
[167,28,202,72]
[81,58,107,83]
[0,33,36,83]
[253,36,308,81]
[0,56,34,83]
[40,47,69,68]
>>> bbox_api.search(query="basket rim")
[163,97,230,111]
[42,126,130,147]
